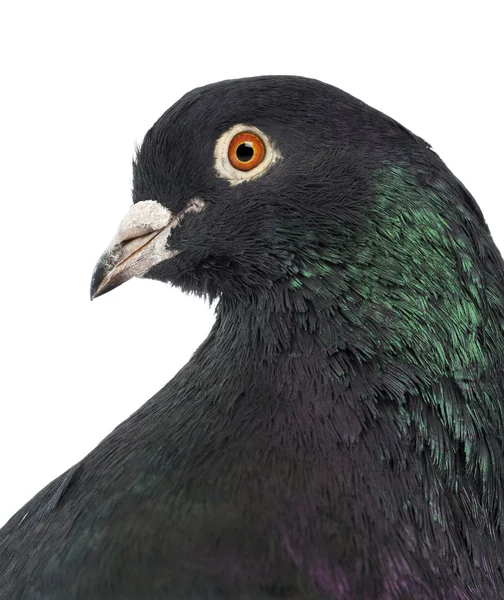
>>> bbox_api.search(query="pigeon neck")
[215,288,369,395]
[217,290,343,359]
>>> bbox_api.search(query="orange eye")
[227,132,265,171]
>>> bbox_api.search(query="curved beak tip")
[90,247,129,300]
[89,259,109,300]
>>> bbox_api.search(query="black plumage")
[2,76,504,599]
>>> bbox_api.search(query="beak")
[90,198,204,299]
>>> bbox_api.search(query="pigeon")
[1,76,504,600]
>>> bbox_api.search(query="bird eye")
[214,124,282,186]
[228,132,265,171]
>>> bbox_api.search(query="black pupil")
[236,142,254,162]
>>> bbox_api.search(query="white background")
[0,2,502,526]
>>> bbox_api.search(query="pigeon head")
[91,76,492,352]
[91,75,453,302]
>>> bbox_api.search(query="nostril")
[114,199,174,245]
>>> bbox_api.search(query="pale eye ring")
[214,124,282,185]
